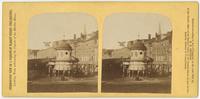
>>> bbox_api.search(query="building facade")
[28,30,98,79]
[102,31,172,79]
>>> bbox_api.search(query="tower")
[155,23,162,40]
[158,23,162,35]
[83,24,87,34]
[80,24,87,40]
[128,40,147,79]
[54,41,73,77]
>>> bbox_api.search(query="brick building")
[28,30,98,79]
[102,31,172,78]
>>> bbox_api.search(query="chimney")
[148,34,151,39]
[74,34,76,40]
[155,32,161,40]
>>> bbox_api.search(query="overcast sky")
[29,13,97,49]
[103,13,172,49]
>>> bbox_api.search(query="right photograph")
[102,13,172,93]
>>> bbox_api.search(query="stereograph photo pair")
[2,2,198,97]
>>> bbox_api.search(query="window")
[65,52,68,55]
[61,52,63,57]
[135,52,138,57]
[140,52,143,55]
[57,52,59,57]
[56,42,59,46]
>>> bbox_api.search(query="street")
[102,77,171,93]
[28,76,97,92]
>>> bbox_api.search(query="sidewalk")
[102,77,171,93]
[29,76,97,84]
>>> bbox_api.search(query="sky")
[28,13,97,49]
[103,13,172,49]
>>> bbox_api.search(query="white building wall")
[54,62,71,70]
[129,50,146,71]
[130,50,146,60]
[56,50,71,61]
[129,62,145,70]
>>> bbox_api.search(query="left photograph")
[27,13,98,92]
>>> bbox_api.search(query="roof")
[55,40,72,50]
[128,40,147,50]
[103,48,131,59]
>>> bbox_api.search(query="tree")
[118,41,126,47]
[43,42,51,48]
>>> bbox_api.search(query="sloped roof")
[128,40,147,50]
[55,40,72,50]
